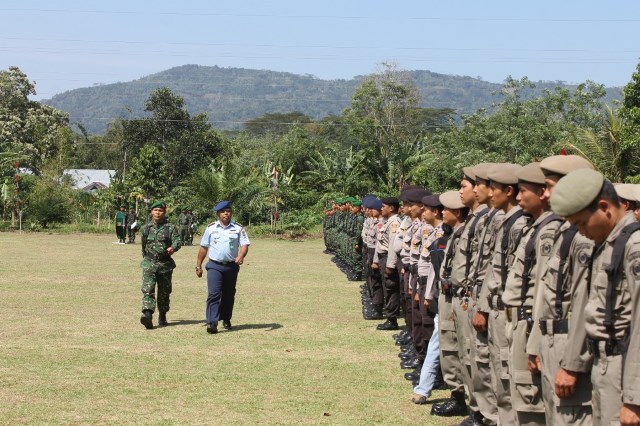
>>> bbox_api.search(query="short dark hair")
[587,180,619,212]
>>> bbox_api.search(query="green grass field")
[0,233,462,425]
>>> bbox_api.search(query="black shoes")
[459,411,487,426]
[404,369,421,381]
[206,323,218,334]
[222,320,232,330]
[140,310,153,329]
[376,319,399,331]
[431,392,468,417]
[158,312,168,327]
[400,358,420,369]
[363,304,384,320]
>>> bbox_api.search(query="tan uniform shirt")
[451,204,489,289]
[373,214,400,266]
[502,211,562,308]
[420,223,445,299]
[584,212,640,405]
[391,216,411,267]
[400,218,420,268]
[527,221,594,366]
[472,208,504,300]
[365,217,379,249]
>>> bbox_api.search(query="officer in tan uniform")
[467,163,503,426]
[372,197,402,330]
[443,166,490,425]
[478,163,528,425]
[392,198,415,346]
[432,190,470,417]
[551,169,640,426]
[363,197,385,320]
[528,155,595,425]
[616,183,639,213]
[503,162,563,425]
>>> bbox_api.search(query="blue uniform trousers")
[205,260,239,324]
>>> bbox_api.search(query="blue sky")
[2,0,639,100]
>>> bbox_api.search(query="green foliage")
[125,145,169,200]
[23,177,73,228]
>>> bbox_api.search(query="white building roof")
[64,169,115,190]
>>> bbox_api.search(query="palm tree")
[565,106,640,182]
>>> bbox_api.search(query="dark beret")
[380,196,400,206]
[369,198,383,211]
[404,188,432,203]
[422,194,442,207]
[214,200,232,212]
[149,201,166,210]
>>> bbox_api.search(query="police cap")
[381,196,400,208]
[540,155,594,177]
[615,183,637,202]
[515,162,546,185]
[473,163,497,181]
[439,191,465,210]
[550,169,604,217]
[487,163,522,185]
[422,194,442,208]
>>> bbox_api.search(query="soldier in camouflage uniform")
[178,208,191,245]
[139,201,182,329]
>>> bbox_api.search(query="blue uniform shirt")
[200,220,250,262]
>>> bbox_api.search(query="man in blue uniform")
[196,201,251,334]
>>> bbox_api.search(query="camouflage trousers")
[140,258,174,313]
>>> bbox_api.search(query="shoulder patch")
[632,259,640,279]
[577,250,590,265]
[391,223,398,233]
[541,241,553,256]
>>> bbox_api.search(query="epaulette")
[207,221,216,227]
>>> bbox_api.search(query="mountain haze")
[43,64,623,135]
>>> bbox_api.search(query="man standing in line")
[476,163,527,425]
[503,162,563,425]
[372,197,402,331]
[139,201,182,329]
[551,169,640,426]
[528,155,594,425]
[196,201,250,334]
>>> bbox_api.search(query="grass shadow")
[225,323,283,332]
[165,319,207,327]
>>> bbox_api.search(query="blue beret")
[361,194,376,208]
[369,198,383,211]
[214,200,232,212]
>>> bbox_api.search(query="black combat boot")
[158,312,168,327]
[431,390,467,416]
[363,304,384,320]
[458,410,487,426]
[140,310,153,329]
[376,319,399,331]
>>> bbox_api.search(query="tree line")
[1,62,639,231]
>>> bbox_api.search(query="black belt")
[505,306,532,322]
[487,294,504,310]
[211,259,234,265]
[587,338,627,357]
[539,319,569,335]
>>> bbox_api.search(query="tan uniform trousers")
[452,296,480,413]
[539,329,592,426]
[506,312,545,426]
[438,292,464,395]
[591,342,623,426]
[469,288,498,425]
[488,308,515,425]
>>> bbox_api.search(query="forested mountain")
[43,64,622,134]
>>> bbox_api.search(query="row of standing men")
[323,156,640,426]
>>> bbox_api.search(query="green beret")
[149,201,166,210]
[487,163,522,185]
[439,190,465,210]
[615,183,637,202]
[472,163,497,181]
[515,162,546,185]
[551,169,604,216]
[540,155,594,177]
[351,200,362,206]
